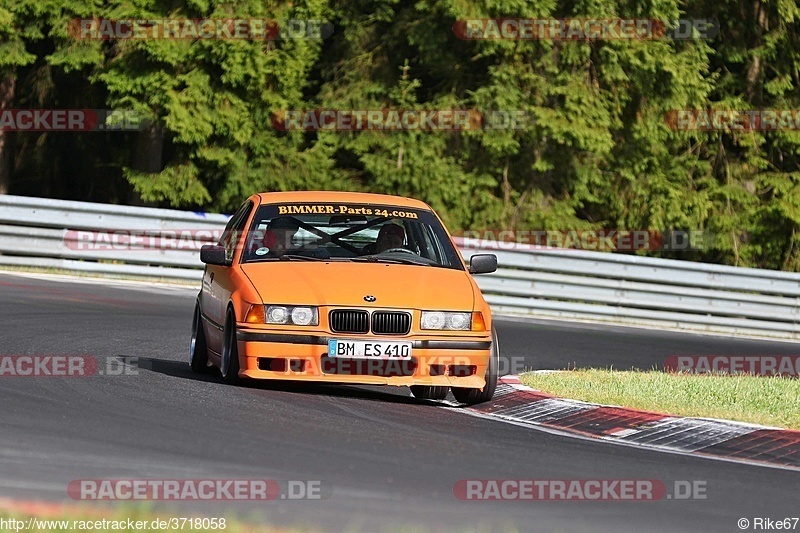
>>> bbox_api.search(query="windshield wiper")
[278,254,325,261]
[351,255,433,266]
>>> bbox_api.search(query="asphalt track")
[1,271,799,532]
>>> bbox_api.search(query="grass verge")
[520,369,800,430]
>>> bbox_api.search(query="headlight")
[291,307,316,326]
[266,305,318,326]
[421,311,471,330]
[267,306,289,324]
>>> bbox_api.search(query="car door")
[201,200,254,353]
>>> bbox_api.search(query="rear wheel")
[410,385,449,401]
[451,327,499,405]
[220,309,241,384]
[189,301,208,373]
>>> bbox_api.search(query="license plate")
[328,339,412,359]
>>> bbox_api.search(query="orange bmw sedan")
[190,191,499,404]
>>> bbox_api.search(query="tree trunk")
[0,75,16,194]
[128,120,164,205]
[745,0,768,103]
[132,121,164,173]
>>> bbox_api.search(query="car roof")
[254,191,432,210]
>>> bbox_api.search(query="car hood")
[240,261,475,310]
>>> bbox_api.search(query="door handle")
[209,272,215,283]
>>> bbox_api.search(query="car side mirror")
[200,244,230,266]
[468,254,497,274]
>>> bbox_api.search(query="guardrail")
[1,194,799,340]
[0,195,226,280]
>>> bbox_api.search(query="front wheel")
[220,310,241,384]
[189,301,208,373]
[410,385,449,401]
[451,327,499,405]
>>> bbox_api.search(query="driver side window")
[219,200,254,263]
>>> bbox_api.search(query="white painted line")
[495,313,800,345]
[607,428,639,437]
[0,270,197,292]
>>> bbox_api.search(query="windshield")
[240,202,464,270]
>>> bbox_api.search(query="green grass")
[520,369,800,430]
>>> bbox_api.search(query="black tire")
[189,301,209,373]
[410,385,449,401]
[220,309,241,384]
[451,327,499,405]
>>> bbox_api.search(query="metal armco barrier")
[1,194,799,339]
[0,195,226,280]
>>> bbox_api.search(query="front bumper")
[235,328,492,388]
